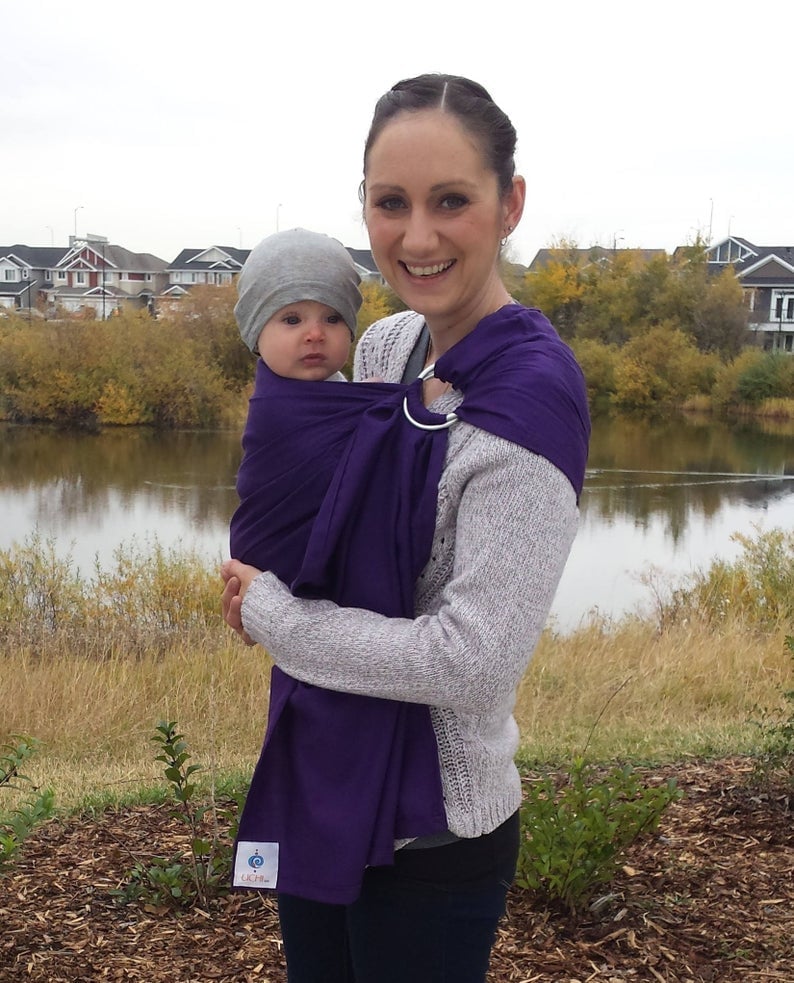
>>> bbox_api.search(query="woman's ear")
[503,175,526,235]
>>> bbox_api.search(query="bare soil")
[1,758,792,982]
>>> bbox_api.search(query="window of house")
[788,298,794,320]
[4,269,15,281]
[57,271,66,280]
[76,271,86,285]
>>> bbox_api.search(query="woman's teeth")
[404,261,454,277]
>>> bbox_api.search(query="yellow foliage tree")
[520,245,585,339]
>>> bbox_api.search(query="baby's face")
[256,300,352,380]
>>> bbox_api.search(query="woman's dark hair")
[361,74,517,198]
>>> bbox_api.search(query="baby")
[234,227,361,381]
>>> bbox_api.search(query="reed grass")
[2,532,793,811]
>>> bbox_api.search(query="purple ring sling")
[230,305,590,903]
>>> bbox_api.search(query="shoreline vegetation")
[2,277,794,431]
[2,528,793,812]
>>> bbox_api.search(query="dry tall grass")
[2,532,793,810]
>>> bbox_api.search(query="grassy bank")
[2,531,793,811]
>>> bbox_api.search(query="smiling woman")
[361,86,525,358]
[221,73,590,983]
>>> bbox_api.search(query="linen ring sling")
[230,304,590,903]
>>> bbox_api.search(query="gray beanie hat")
[235,228,362,353]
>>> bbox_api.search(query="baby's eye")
[439,194,468,211]
[326,314,343,324]
[283,314,301,325]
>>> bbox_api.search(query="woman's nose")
[401,209,437,255]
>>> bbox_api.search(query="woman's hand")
[220,559,262,646]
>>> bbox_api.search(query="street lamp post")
[22,280,35,321]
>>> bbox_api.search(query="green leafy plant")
[115,721,243,908]
[516,758,681,917]
[0,735,55,874]
[751,635,794,786]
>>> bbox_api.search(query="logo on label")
[248,850,265,869]
[233,840,279,889]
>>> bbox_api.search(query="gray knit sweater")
[240,310,580,839]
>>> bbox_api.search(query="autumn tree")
[165,284,253,389]
[691,268,750,357]
[612,322,719,410]
[518,239,586,339]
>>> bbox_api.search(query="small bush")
[517,758,681,916]
[661,527,794,630]
[114,721,242,908]
[1,736,55,874]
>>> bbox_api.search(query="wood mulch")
[1,758,791,982]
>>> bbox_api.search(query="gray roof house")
[41,236,169,318]
[0,245,70,314]
[706,237,794,352]
[345,247,384,285]
[163,246,251,301]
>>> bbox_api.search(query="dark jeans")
[277,811,519,983]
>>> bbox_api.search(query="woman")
[222,74,590,983]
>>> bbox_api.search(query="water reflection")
[583,415,794,544]
[0,425,242,531]
[2,416,793,632]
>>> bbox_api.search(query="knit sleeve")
[239,440,578,714]
[353,311,424,383]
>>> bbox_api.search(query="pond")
[1,415,793,632]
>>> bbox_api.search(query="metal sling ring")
[402,362,459,431]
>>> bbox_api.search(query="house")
[46,235,169,318]
[706,237,794,353]
[345,247,385,285]
[527,245,667,273]
[0,245,69,314]
[162,246,250,307]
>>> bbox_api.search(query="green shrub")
[114,721,242,908]
[516,758,681,916]
[737,354,792,404]
[0,736,55,874]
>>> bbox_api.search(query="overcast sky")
[3,0,793,268]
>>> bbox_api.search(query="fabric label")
[233,840,279,889]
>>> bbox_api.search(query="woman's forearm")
[241,447,578,713]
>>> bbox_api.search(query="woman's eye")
[376,196,406,211]
[439,194,468,211]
